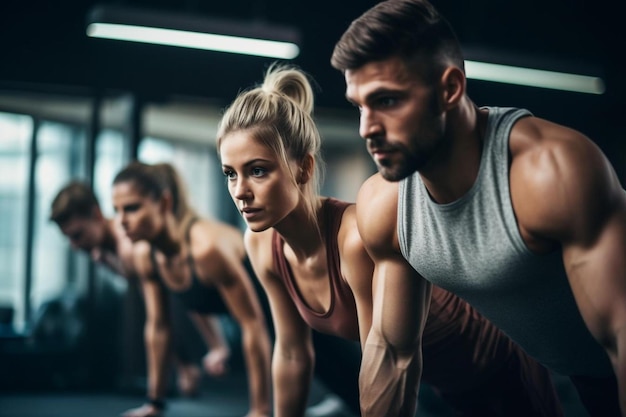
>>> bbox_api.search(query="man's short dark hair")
[50,181,100,226]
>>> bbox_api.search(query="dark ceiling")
[0,0,623,146]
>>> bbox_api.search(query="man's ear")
[91,205,105,221]
[441,65,465,110]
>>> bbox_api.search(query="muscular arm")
[511,118,626,414]
[356,175,432,417]
[245,229,314,417]
[339,204,374,348]
[201,240,272,417]
[141,276,172,402]
[123,241,171,417]
[186,312,230,376]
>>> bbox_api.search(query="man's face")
[59,215,104,252]
[344,56,446,181]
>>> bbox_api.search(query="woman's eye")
[223,170,236,180]
[251,167,266,177]
[125,204,141,213]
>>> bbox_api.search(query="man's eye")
[378,97,397,107]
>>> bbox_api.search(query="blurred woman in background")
[111,161,271,417]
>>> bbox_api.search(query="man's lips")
[370,147,393,160]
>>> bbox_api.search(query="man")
[50,181,230,400]
[331,1,626,416]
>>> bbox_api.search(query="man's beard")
[377,147,422,182]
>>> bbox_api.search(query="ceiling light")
[465,60,605,95]
[86,5,301,60]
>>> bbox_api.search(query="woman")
[49,178,231,399]
[216,64,564,416]
[111,161,272,417]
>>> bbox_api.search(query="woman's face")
[111,180,164,242]
[220,130,301,232]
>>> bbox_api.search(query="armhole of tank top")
[396,179,409,261]
[184,217,200,279]
[499,108,536,256]
[147,246,161,282]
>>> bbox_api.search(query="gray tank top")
[398,106,612,376]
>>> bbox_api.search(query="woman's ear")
[441,65,466,110]
[160,189,174,214]
[298,154,315,184]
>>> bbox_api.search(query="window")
[138,137,222,219]
[30,121,88,326]
[93,129,128,218]
[0,112,33,333]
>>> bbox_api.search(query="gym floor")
[0,370,592,417]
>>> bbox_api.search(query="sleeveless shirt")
[272,198,360,341]
[272,197,550,391]
[398,106,612,376]
[150,218,229,315]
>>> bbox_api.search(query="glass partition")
[0,112,33,334]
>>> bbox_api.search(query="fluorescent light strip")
[87,22,300,60]
[465,60,604,95]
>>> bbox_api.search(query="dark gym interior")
[0,1,623,416]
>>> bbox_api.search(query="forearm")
[188,312,229,352]
[241,323,272,415]
[272,346,314,417]
[144,321,172,400]
[359,328,422,417]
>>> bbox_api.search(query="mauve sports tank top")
[272,198,360,340]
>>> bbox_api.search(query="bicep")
[513,129,626,348]
[341,219,375,348]
[564,202,626,348]
[243,230,312,353]
[371,254,431,351]
[258,270,312,354]
[140,277,168,326]
[214,258,264,327]
[133,247,168,325]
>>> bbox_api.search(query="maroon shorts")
[420,286,564,416]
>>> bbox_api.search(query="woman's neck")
[274,198,325,262]
[151,215,183,257]
[100,219,118,253]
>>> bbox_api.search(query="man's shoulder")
[356,173,400,251]
[358,173,399,211]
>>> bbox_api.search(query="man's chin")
[379,167,411,182]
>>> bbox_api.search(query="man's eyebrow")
[346,87,402,105]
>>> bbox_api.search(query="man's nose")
[359,108,381,140]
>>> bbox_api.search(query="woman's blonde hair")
[216,63,325,227]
